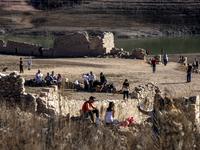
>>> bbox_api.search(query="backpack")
[110,83,115,89]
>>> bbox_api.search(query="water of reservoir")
[0,34,200,55]
[115,35,200,55]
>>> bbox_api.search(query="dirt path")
[1,54,200,100]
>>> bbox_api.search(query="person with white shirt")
[35,69,43,84]
[105,102,118,125]
[82,73,89,90]
[28,55,32,70]
[89,71,96,90]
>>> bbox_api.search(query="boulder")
[132,48,146,60]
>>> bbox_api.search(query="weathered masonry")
[0,31,115,57]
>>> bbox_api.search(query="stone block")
[42,88,52,93]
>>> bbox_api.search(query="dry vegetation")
[0,54,200,149]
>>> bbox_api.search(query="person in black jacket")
[100,72,107,87]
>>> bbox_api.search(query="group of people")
[35,70,62,86]
[187,58,198,83]
[82,96,118,124]
[179,56,185,62]
[151,53,168,73]
[82,71,130,100]
[19,56,32,73]
[82,72,107,90]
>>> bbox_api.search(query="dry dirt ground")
[1,54,200,101]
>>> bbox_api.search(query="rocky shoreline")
[1,25,200,39]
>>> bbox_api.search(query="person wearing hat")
[89,71,96,91]
[82,96,100,123]
[100,72,107,87]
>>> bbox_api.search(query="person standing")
[89,71,96,90]
[196,59,199,69]
[28,55,32,70]
[20,58,23,73]
[122,79,130,100]
[192,58,197,69]
[151,59,158,73]
[163,53,168,66]
[82,73,89,90]
[39,46,43,56]
[187,64,192,83]
[146,49,150,55]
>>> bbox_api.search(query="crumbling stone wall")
[130,82,161,111]
[0,31,114,57]
[0,40,53,57]
[0,72,25,102]
[53,31,114,57]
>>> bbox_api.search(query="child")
[105,102,118,124]
[122,79,129,100]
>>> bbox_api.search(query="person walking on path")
[82,96,101,124]
[187,64,192,83]
[89,71,96,91]
[163,53,168,66]
[122,79,130,100]
[28,55,32,70]
[20,58,23,73]
[151,59,158,73]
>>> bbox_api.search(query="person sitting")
[50,71,57,83]
[82,73,89,90]
[89,71,96,91]
[35,69,43,85]
[44,72,54,85]
[105,102,118,125]
[100,72,107,87]
[82,96,101,124]
[2,67,8,72]
[57,74,62,88]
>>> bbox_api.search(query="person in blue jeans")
[187,64,192,82]
[151,59,158,73]
[163,53,168,66]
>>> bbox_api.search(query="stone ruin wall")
[0,31,114,57]
[0,72,199,126]
[53,31,115,57]
[6,40,52,57]
[0,39,6,51]
[0,72,25,102]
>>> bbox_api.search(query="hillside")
[0,0,200,37]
